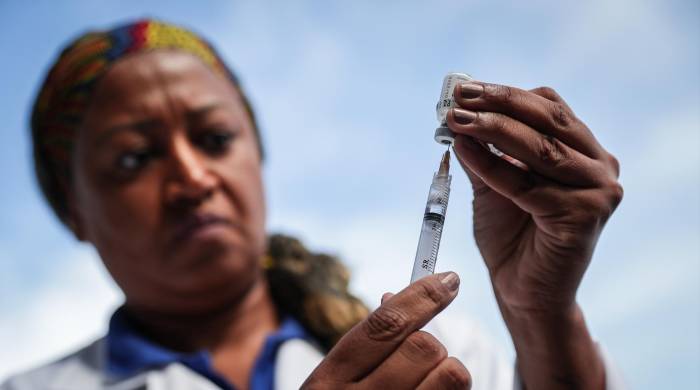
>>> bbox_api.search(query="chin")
[170,224,256,266]
[113,227,267,315]
[175,237,261,285]
[146,250,263,315]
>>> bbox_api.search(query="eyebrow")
[95,119,159,147]
[185,103,223,122]
[94,103,225,146]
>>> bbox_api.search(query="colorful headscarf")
[31,19,258,224]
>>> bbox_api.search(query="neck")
[123,276,280,353]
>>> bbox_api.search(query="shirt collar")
[105,306,312,388]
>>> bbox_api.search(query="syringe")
[410,148,452,283]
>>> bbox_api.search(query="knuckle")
[403,331,447,362]
[484,84,514,105]
[478,112,509,136]
[407,330,447,357]
[416,277,448,306]
[438,358,472,389]
[581,197,608,225]
[571,191,616,230]
[607,181,624,209]
[492,114,510,132]
[607,153,621,177]
[538,85,557,96]
[589,181,624,221]
[551,102,574,129]
[538,135,567,168]
[534,85,564,103]
[363,305,410,341]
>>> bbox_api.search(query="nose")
[164,135,217,208]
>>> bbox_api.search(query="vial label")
[436,73,473,124]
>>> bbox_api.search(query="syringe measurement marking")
[422,185,448,273]
[424,221,441,271]
[410,149,451,284]
[421,212,444,272]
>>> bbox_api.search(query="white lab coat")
[0,313,625,389]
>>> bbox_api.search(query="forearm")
[500,302,605,390]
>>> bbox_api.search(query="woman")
[3,19,625,389]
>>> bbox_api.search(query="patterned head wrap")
[31,19,261,225]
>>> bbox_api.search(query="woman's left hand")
[446,81,623,389]
[447,81,622,316]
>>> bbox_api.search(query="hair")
[30,19,264,228]
[266,234,370,350]
[30,19,369,350]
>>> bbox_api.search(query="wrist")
[500,300,582,345]
[501,302,606,390]
[491,273,578,317]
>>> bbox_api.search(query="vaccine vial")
[434,72,473,145]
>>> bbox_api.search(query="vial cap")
[434,126,455,145]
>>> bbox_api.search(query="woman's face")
[70,50,266,314]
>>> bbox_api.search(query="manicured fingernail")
[453,108,477,125]
[440,272,460,291]
[459,82,484,99]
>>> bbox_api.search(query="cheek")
[77,168,164,256]
[216,156,266,251]
[245,168,266,242]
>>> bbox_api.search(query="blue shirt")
[105,308,312,390]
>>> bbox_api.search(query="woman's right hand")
[301,272,471,389]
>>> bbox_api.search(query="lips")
[169,212,236,245]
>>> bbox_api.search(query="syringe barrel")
[410,173,452,283]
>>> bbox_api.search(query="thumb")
[453,135,490,194]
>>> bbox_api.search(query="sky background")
[0,1,698,388]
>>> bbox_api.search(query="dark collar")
[105,307,312,390]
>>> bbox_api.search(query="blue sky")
[0,1,698,388]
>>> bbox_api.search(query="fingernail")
[453,108,477,125]
[459,82,484,99]
[440,272,460,291]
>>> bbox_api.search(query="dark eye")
[115,149,151,172]
[196,130,235,154]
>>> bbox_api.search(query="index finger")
[319,272,460,382]
[454,82,605,159]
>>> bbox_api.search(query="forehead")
[88,50,240,116]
